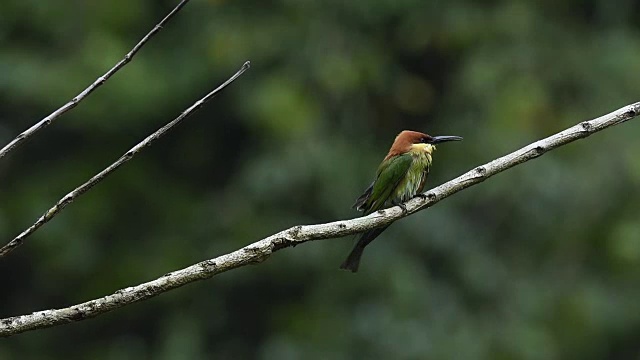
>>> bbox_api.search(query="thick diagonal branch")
[0,0,192,160]
[1,101,637,337]
[0,61,251,258]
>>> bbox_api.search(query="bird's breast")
[393,154,432,203]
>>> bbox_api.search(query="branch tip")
[0,0,193,160]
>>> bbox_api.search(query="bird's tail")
[339,243,365,273]
[339,226,389,273]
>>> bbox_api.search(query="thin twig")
[0,61,251,258]
[1,101,637,337]
[0,0,192,160]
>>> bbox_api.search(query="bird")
[340,130,463,272]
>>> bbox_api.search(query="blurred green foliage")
[1,0,640,359]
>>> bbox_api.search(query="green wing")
[362,154,413,215]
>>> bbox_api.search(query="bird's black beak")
[430,135,463,144]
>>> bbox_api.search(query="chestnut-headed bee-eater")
[340,130,463,272]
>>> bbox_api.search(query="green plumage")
[341,151,432,272]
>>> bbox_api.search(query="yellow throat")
[409,143,435,165]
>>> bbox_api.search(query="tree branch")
[0,0,192,160]
[0,61,251,258]
[1,101,637,337]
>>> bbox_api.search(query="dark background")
[2,0,640,359]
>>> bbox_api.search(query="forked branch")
[0,61,251,257]
[1,101,637,337]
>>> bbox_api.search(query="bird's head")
[385,130,463,159]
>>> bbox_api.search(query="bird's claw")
[392,201,408,215]
[399,203,408,214]
[414,193,428,200]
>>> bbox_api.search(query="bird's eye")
[421,137,430,143]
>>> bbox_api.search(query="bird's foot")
[392,200,408,215]
[414,193,428,201]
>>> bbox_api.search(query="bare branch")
[0,0,192,160]
[0,61,251,258]
[1,101,637,337]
